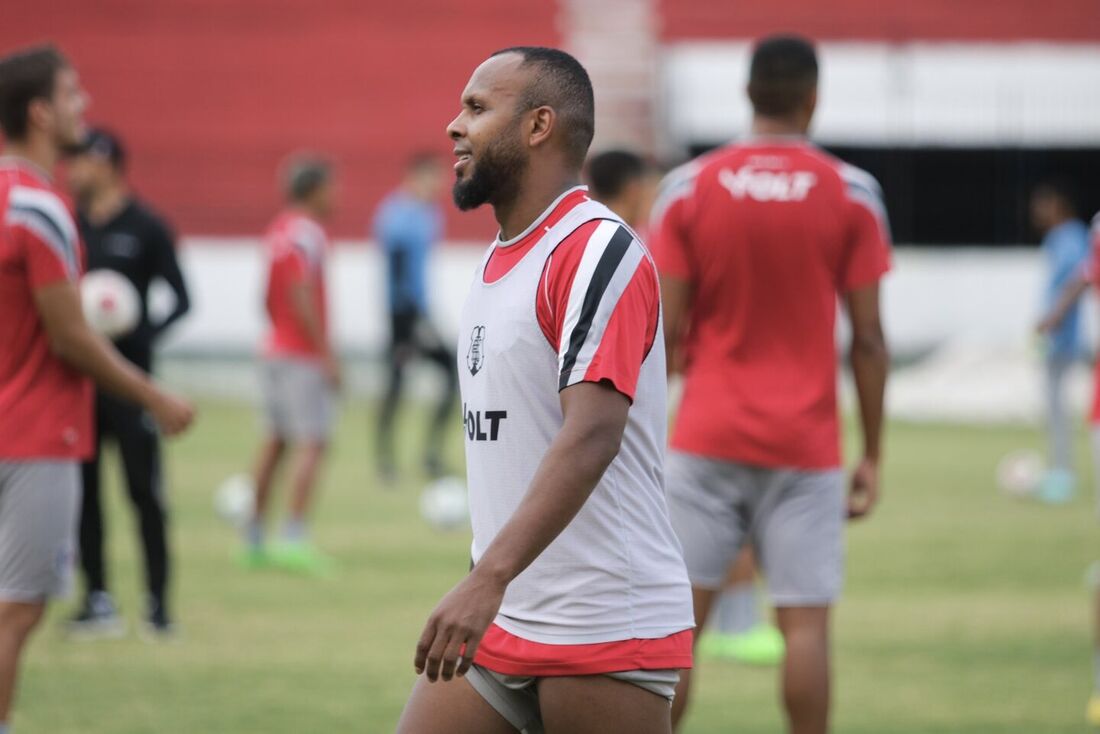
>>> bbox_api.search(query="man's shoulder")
[125,197,173,237]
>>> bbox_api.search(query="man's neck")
[494,167,580,241]
[3,138,57,180]
[85,184,129,226]
[750,116,807,138]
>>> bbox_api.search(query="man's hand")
[415,567,506,683]
[148,389,195,437]
[322,353,342,392]
[847,457,879,520]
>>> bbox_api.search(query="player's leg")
[270,361,335,573]
[116,405,172,633]
[701,548,783,665]
[0,461,81,725]
[1040,355,1075,503]
[539,674,674,734]
[663,452,748,729]
[775,606,830,734]
[246,360,290,561]
[69,417,123,636]
[78,434,106,597]
[420,320,458,478]
[378,310,415,482]
[396,675,518,734]
[755,469,845,734]
[0,601,45,725]
[286,439,327,534]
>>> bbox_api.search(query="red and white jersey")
[458,187,693,665]
[262,209,329,359]
[0,156,93,460]
[651,137,892,470]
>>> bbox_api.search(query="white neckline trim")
[495,185,589,248]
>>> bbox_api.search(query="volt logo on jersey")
[718,165,817,202]
[463,404,507,441]
[467,325,486,376]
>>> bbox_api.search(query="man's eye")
[472,104,484,113]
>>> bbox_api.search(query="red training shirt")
[262,209,330,360]
[0,157,94,460]
[650,138,891,469]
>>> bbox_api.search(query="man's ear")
[26,97,53,135]
[528,106,555,150]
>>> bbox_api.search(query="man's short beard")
[452,133,527,212]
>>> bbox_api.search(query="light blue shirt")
[1042,219,1091,359]
[372,191,443,314]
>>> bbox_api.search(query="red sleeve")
[839,173,892,291]
[537,220,659,401]
[649,182,694,282]
[21,226,77,288]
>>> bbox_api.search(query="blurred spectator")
[372,152,457,483]
[584,148,659,233]
[1032,179,1090,503]
[244,155,339,575]
[66,127,191,637]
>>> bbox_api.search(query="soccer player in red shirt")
[0,46,193,731]
[650,36,890,733]
[242,157,340,574]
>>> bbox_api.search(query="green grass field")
[14,400,1098,733]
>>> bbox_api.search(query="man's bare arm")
[414,380,630,683]
[33,281,193,435]
[289,280,340,388]
[1038,275,1090,334]
[845,283,888,518]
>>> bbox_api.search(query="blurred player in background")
[1030,180,1090,504]
[588,149,784,668]
[584,148,658,233]
[651,35,890,733]
[65,128,191,637]
[0,45,193,732]
[372,152,457,483]
[397,47,693,734]
[242,157,339,574]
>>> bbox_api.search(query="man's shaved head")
[490,46,595,167]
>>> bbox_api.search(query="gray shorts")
[260,358,335,441]
[665,451,845,606]
[465,664,679,734]
[0,461,81,602]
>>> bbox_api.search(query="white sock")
[245,519,264,549]
[282,518,306,543]
[713,584,760,635]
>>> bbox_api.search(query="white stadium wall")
[661,41,1100,148]
[154,239,1095,424]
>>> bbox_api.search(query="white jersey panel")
[458,197,694,645]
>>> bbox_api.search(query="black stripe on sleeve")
[10,204,75,270]
[558,225,634,391]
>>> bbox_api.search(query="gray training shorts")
[465,664,680,734]
[0,460,81,602]
[665,451,845,606]
[259,358,335,441]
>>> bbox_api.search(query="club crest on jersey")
[467,326,486,376]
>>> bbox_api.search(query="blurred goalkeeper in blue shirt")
[1033,179,1091,502]
[372,153,457,482]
